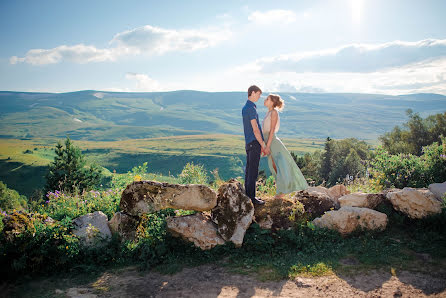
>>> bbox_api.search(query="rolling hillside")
[1,90,445,141]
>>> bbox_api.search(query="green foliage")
[178,162,208,185]
[257,175,276,195]
[110,162,180,190]
[292,150,323,185]
[0,213,80,275]
[0,181,27,213]
[371,138,446,188]
[35,189,121,221]
[380,110,446,156]
[45,137,103,193]
[318,138,371,186]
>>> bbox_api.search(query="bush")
[380,110,446,156]
[0,181,27,213]
[371,138,446,188]
[178,162,208,185]
[35,189,121,221]
[45,137,103,193]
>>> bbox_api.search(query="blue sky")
[1,0,446,94]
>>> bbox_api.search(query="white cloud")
[248,9,297,25]
[10,44,120,65]
[125,72,163,91]
[255,39,446,73]
[11,24,231,65]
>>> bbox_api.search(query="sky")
[1,0,446,95]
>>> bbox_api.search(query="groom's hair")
[248,85,262,97]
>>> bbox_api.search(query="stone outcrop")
[313,206,388,235]
[428,182,446,200]
[108,212,140,241]
[73,211,111,246]
[120,181,217,216]
[254,196,306,230]
[295,188,339,218]
[326,184,350,201]
[386,187,442,219]
[166,213,225,250]
[211,179,254,247]
[339,192,385,209]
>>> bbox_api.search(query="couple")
[242,85,308,205]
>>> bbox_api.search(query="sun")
[351,0,363,23]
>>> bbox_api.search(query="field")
[0,135,326,196]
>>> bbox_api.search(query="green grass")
[0,136,325,195]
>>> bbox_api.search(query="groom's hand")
[264,147,271,156]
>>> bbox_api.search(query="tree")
[320,137,334,182]
[45,137,103,193]
[380,111,446,156]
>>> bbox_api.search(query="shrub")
[178,162,208,185]
[371,139,446,188]
[0,181,27,213]
[45,137,103,193]
[35,189,121,221]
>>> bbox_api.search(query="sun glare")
[351,0,363,23]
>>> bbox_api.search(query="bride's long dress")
[262,109,309,195]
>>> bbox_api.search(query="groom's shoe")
[251,197,265,205]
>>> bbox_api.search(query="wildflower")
[66,246,69,250]
[440,154,446,160]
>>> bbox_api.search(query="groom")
[242,85,268,205]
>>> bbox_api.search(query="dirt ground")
[11,263,445,298]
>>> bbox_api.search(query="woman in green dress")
[262,94,309,198]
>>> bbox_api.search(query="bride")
[262,94,309,198]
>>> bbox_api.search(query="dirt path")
[32,264,446,298]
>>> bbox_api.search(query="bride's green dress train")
[264,132,309,195]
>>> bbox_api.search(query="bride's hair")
[268,94,285,112]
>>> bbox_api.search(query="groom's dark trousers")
[245,140,261,199]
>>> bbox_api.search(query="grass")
[0,136,325,195]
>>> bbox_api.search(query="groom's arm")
[250,119,266,149]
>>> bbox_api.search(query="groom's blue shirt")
[242,100,264,145]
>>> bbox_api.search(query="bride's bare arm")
[266,110,278,151]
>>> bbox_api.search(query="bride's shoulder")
[271,108,279,116]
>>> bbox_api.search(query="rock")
[166,213,225,250]
[120,181,217,216]
[386,187,442,219]
[313,206,388,235]
[108,212,140,241]
[428,182,446,200]
[73,211,111,246]
[295,188,339,218]
[339,192,385,209]
[211,179,254,247]
[326,184,350,201]
[2,211,54,242]
[254,196,306,230]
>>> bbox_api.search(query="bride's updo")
[268,94,285,112]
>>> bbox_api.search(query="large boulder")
[295,188,339,218]
[313,206,388,236]
[73,211,111,246]
[120,181,217,216]
[429,182,446,200]
[339,192,385,209]
[166,213,225,250]
[211,179,254,247]
[254,196,306,230]
[108,212,140,241]
[386,187,443,219]
[326,184,350,201]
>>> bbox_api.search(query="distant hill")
[0,90,445,141]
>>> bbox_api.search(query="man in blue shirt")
[242,85,268,205]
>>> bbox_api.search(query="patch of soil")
[45,264,446,297]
